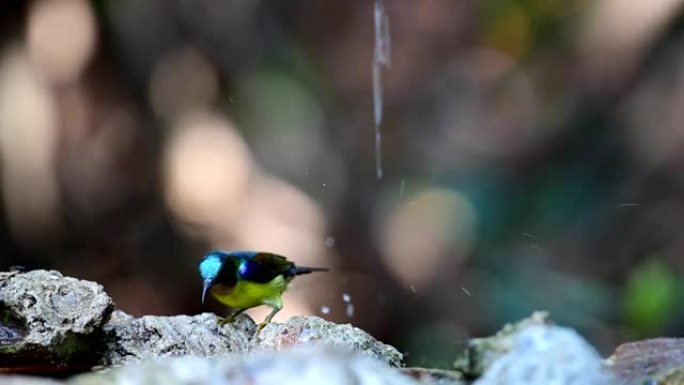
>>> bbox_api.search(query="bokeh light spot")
[27,0,97,84]
[378,186,478,287]
[0,49,61,244]
[163,111,252,229]
[150,48,219,121]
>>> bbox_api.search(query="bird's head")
[199,251,237,304]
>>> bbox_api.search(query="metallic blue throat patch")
[199,254,223,280]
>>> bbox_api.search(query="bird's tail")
[294,266,330,276]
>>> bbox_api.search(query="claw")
[256,321,268,334]
[216,314,236,327]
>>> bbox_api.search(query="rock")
[453,310,552,377]
[69,347,416,385]
[0,269,401,369]
[472,324,616,385]
[606,338,684,385]
[102,310,255,365]
[453,312,617,385]
[401,368,466,385]
[251,316,404,367]
[0,270,113,368]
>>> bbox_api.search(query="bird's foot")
[216,315,236,327]
[255,321,270,334]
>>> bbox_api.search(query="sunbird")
[199,250,329,330]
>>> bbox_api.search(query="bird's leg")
[256,306,281,333]
[217,308,246,326]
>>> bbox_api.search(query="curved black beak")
[202,279,213,305]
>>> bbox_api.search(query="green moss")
[624,259,680,334]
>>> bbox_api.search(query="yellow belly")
[210,275,287,309]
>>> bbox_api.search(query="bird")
[199,250,329,331]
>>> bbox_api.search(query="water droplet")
[345,303,355,318]
[320,306,331,315]
[324,237,335,248]
[342,293,351,303]
[409,284,417,293]
[461,287,471,296]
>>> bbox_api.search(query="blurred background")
[1,0,684,368]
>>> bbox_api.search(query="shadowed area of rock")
[0,377,63,385]
[401,368,466,385]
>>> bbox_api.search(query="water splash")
[342,292,354,318]
[528,244,547,252]
[373,0,390,179]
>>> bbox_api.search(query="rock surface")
[453,310,552,377]
[102,310,255,365]
[0,269,647,385]
[606,338,684,385]
[101,311,402,367]
[0,269,402,370]
[452,311,617,385]
[252,315,403,367]
[472,325,616,385]
[0,270,113,367]
[69,347,416,385]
